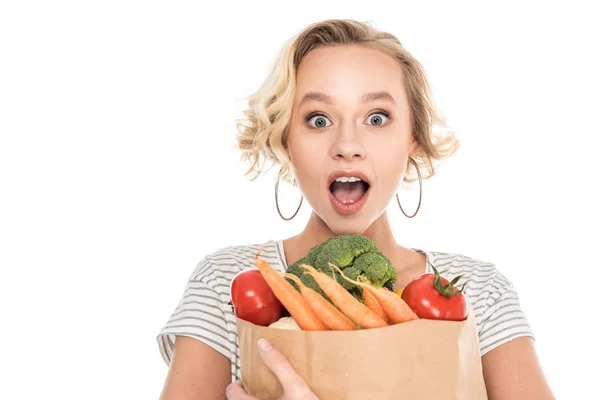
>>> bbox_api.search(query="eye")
[365,111,390,127]
[307,114,332,129]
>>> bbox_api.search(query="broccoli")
[353,252,395,288]
[285,235,397,304]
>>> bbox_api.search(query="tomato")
[401,266,468,321]
[230,268,285,326]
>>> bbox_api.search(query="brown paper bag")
[237,306,488,400]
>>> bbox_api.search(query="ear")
[284,145,293,164]
[408,138,420,159]
[282,131,292,160]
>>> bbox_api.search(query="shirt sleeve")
[478,274,535,356]
[157,258,236,366]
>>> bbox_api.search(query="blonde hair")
[236,19,459,184]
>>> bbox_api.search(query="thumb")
[257,338,313,397]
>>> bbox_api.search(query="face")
[286,45,418,235]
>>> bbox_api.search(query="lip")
[327,169,372,216]
[328,188,371,215]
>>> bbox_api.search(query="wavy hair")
[236,19,459,184]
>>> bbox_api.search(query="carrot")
[363,285,390,324]
[329,263,419,324]
[283,273,357,331]
[299,264,388,329]
[254,257,328,331]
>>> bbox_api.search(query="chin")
[321,215,372,236]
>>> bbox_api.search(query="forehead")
[294,45,406,103]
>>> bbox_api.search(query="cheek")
[374,147,411,191]
[287,138,323,187]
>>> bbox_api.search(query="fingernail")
[257,338,272,352]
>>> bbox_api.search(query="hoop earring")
[275,170,303,221]
[396,158,422,218]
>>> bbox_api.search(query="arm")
[482,336,555,400]
[157,258,235,399]
[159,336,231,400]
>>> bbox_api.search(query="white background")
[1,1,598,399]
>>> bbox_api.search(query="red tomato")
[230,268,284,326]
[401,267,468,321]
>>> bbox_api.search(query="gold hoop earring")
[396,157,422,218]
[275,170,303,221]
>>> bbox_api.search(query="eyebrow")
[298,91,396,106]
[362,91,396,104]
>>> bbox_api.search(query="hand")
[226,338,318,400]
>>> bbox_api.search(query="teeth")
[335,176,362,183]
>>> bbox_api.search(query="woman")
[157,19,554,399]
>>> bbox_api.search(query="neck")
[290,211,401,262]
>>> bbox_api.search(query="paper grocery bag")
[237,307,488,400]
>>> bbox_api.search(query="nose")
[330,127,366,161]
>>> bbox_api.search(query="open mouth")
[329,176,371,204]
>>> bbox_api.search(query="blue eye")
[307,114,332,129]
[366,112,389,127]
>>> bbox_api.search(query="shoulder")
[188,240,286,283]
[157,240,286,372]
[425,250,510,294]
[425,250,517,309]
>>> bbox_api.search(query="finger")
[257,338,313,397]
[225,380,256,400]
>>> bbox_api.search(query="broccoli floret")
[284,235,397,303]
[343,234,377,257]
[304,244,320,266]
[354,252,396,289]
[314,237,354,270]
[335,265,361,291]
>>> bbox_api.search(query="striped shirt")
[157,240,534,383]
